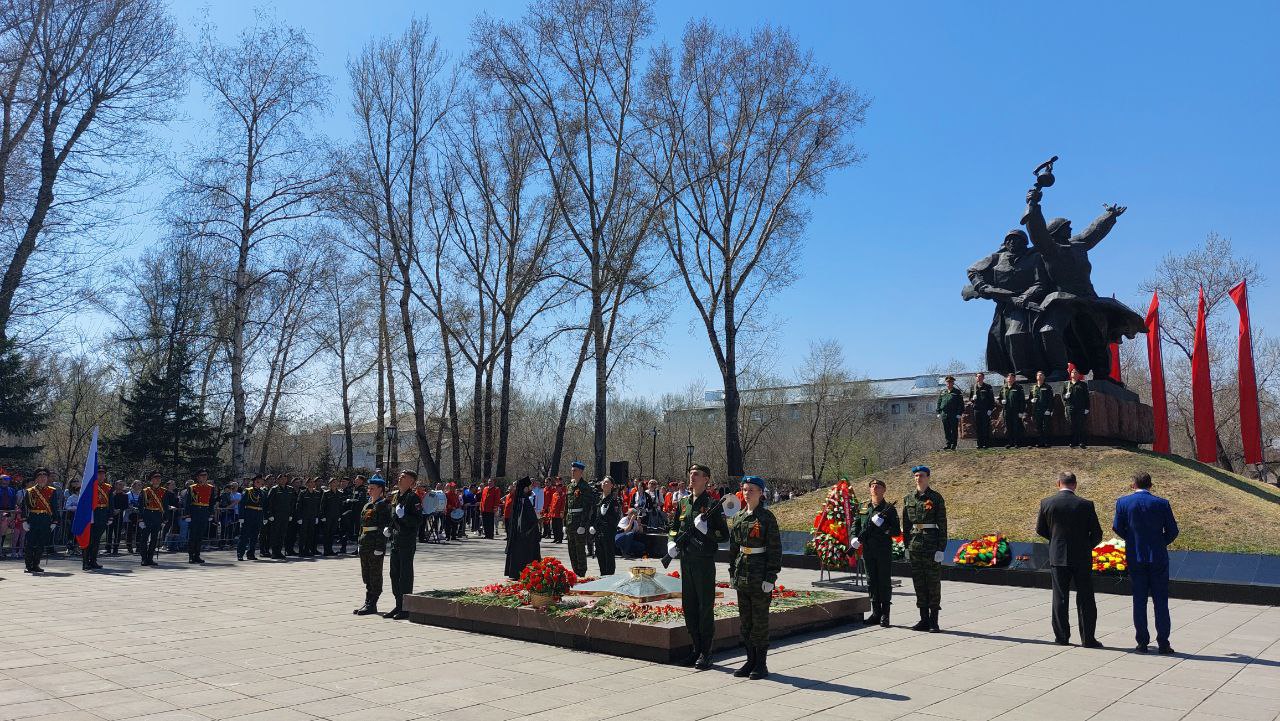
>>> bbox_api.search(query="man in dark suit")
[1112,472,1179,654]
[1036,471,1104,647]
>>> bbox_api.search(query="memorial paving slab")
[1,540,1277,721]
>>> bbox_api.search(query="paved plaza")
[2,540,1278,721]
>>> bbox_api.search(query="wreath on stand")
[810,478,861,570]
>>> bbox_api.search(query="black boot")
[865,601,882,626]
[880,605,891,628]
[928,608,941,633]
[733,647,757,678]
[911,608,930,631]
[749,646,769,680]
[354,596,378,615]
[694,644,713,670]
[677,646,700,667]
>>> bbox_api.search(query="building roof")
[675,373,979,411]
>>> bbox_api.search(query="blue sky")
[153,0,1278,399]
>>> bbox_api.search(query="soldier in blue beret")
[729,475,781,680]
[354,475,391,616]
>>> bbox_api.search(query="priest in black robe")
[504,477,541,580]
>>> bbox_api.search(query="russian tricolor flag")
[70,426,100,549]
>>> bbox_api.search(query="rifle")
[661,494,732,569]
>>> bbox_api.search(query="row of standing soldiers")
[240,474,372,561]
[936,369,1092,450]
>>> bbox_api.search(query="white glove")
[933,551,944,563]
[1044,410,1052,416]
[51,523,57,529]
[666,541,679,558]
[395,506,405,518]
[694,515,708,534]
[22,521,29,532]
[138,521,145,529]
[1021,414,1029,420]
[987,410,993,417]
[849,538,861,550]
[107,518,113,526]
[761,581,774,593]
[383,528,391,537]
[936,413,942,418]
[1084,409,1089,415]
[374,549,384,556]
[599,504,608,515]
[872,513,884,527]
[955,414,962,420]
[269,516,274,522]
[588,527,596,535]
[576,526,585,535]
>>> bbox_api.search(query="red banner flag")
[1191,286,1218,463]
[1108,342,1123,383]
[1228,279,1263,465]
[1145,292,1170,454]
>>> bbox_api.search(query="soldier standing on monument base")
[999,372,1027,448]
[936,376,965,450]
[1063,366,1091,448]
[1030,370,1056,447]
[969,373,996,449]
[902,465,947,632]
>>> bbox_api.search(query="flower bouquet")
[1092,537,1127,574]
[519,557,578,608]
[953,533,1010,567]
[810,479,859,570]
[891,534,906,560]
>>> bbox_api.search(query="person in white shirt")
[531,478,545,518]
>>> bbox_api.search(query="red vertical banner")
[1108,342,1123,383]
[1228,279,1264,465]
[1145,292,1170,454]
[1191,286,1218,463]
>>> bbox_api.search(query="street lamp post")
[862,457,868,476]
[385,424,398,473]
[649,426,659,480]
[685,432,695,476]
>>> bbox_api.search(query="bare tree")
[0,0,184,339]
[795,339,871,482]
[317,238,376,472]
[471,0,666,478]
[640,21,867,479]
[177,16,329,482]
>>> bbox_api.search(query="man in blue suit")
[1112,472,1179,654]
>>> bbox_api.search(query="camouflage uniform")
[355,493,391,614]
[902,486,947,629]
[564,479,597,576]
[730,504,781,647]
[1029,382,1056,447]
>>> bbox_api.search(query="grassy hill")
[771,446,1280,554]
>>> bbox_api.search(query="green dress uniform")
[999,383,1027,448]
[729,498,781,679]
[902,484,947,631]
[668,490,729,667]
[595,491,621,576]
[386,487,423,617]
[355,490,391,615]
[564,477,597,576]
[265,482,293,559]
[1063,379,1090,448]
[854,498,901,625]
[297,487,323,557]
[1029,382,1056,447]
[936,386,965,450]
[969,381,997,448]
[237,486,265,560]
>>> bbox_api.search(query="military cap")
[910,465,930,476]
[742,475,766,492]
[868,478,886,488]
[688,463,711,477]
[368,474,386,487]
[570,461,586,470]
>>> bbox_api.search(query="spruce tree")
[0,336,46,463]
[111,346,219,473]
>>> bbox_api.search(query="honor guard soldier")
[184,470,216,564]
[594,477,622,576]
[999,372,1028,448]
[852,478,901,627]
[936,376,965,450]
[265,475,293,559]
[729,475,782,680]
[138,472,173,566]
[83,467,111,571]
[1063,366,1091,448]
[385,470,424,619]
[902,465,947,632]
[237,475,266,561]
[321,478,343,555]
[1030,370,1056,447]
[343,476,367,554]
[355,474,391,616]
[564,461,597,576]
[969,373,996,449]
[21,468,56,573]
[667,464,730,670]
[297,478,323,557]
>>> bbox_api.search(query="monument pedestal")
[962,379,1153,446]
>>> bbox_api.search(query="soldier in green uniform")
[564,461,597,577]
[354,475,391,616]
[594,476,622,576]
[729,475,782,680]
[902,465,947,632]
[852,478,900,627]
[343,475,367,554]
[1029,370,1056,447]
[969,372,997,449]
[667,464,730,670]
[385,470,424,619]
[936,376,965,450]
[265,474,292,560]
[237,475,266,561]
[297,477,323,557]
[999,372,1027,448]
[1063,366,1091,448]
